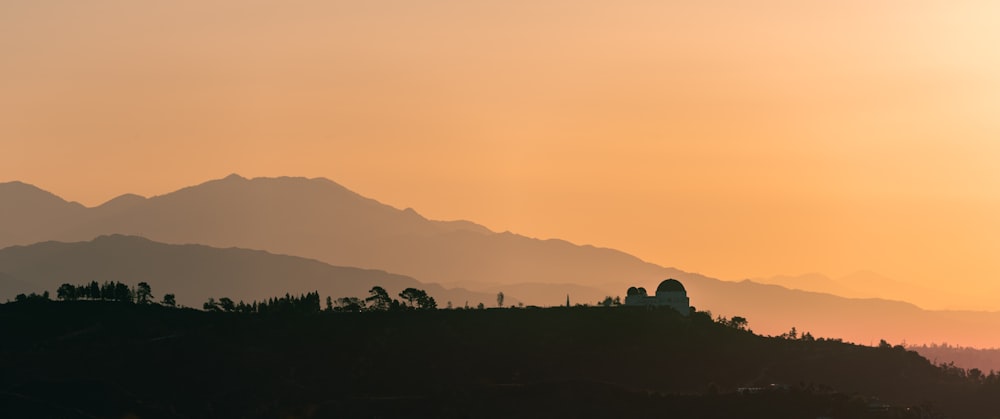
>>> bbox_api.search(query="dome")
[627,286,639,296]
[656,279,686,293]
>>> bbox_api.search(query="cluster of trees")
[326,286,437,312]
[53,281,168,305]
[598,296,622,307]
[13,291,49,302]
[9,281,480,315]
[714,314,750,331]
[204,291,321,315]
[776,326,819,342]
[202,287,442,315]
[8,281,176,306]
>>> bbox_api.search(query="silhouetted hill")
[1,302,994,418]
[0,235,501,308]
[4,176,1000,347]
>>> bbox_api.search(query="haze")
[4,1,1000,310]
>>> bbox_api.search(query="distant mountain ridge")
[751,271,979,311]
[0,235,501,308]
[0,175,661,297]
[4,175,1000,347]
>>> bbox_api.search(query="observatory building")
[624,279,691,315]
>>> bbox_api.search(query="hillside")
[0,235,500,308]
[1,301,996,418]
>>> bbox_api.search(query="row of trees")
[54,281,161,304]
[13,291,49,302]
[203,292,322,315]
[9,281,176,306]
[202,287,441,315]
[14,282,487,314]
[327,286,438,312]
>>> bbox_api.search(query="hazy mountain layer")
[3,175,1000,347]
[0,235,500,308]
[752,271,982,311]
[0,175,664,300]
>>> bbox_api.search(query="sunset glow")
[4,1,1000,310]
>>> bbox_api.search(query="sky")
[3,1,1000,309]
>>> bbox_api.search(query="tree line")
[9,281,175,306]
[9,282,447,314]
[10,281,522,316]
[203,286,440,314]
[203,291,322,315]
[52,280,173,306]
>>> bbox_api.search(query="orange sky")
[3,1,1000,309]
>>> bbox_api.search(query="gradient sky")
[4,1,1000,309]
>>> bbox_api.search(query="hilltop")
[1,301,996,418]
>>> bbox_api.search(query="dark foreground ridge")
[1,301,998,418]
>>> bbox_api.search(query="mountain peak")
[0,181,85,210]
[98,193,147,210]
[223,173,246,181]
[0,180,49,195]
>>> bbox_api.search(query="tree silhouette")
[366,286,392,311]
[398,288,425,308]
[497,292,504,308]
[56,283,77,301]
[135,282,153,304]
[100,282,114,300]
[219,297,236,312]
[203,297,220,312]
[335,297,365,312]
[161,294,176,307]
[417,294,437,310]
[730,316,748,331]
[14,292,48,302]
[113,282,132,302]
[303,291,321,314]
[781,326,798,340]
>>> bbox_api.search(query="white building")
[624,279,691,315]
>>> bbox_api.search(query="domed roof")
[656,279,686,293]
[626,286,640,296]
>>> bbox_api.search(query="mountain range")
[3,174,1000,347]
[0,174,664,302]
